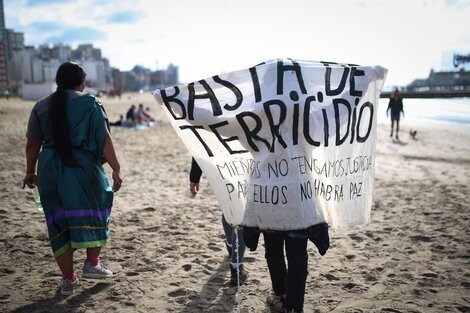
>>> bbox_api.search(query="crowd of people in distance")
[110,103,157,127]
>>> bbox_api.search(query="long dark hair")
[49,62,86,167]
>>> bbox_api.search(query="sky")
[4,0,470,88]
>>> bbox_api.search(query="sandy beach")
[0,93,469,313]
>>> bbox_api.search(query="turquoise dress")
[29,92,113,258]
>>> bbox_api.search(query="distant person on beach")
[136,103,156,125]
[189,157,248,286]
[387,88,404,140]
[22,62,122,296]
[135,103,147,124]
[110,114,124,126]
[144,106,156,122]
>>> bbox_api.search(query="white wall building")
[21,82,55,101]
[43,59,60,82]
[31,57,44,83]
[82,59,106,90]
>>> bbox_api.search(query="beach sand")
[0,94,469,313]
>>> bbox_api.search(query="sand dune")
[0,94,469,313]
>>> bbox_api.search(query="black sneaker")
[266,292,285,312]
[230,264,248,287]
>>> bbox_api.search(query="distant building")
[119,63,180,91]
[1,29,25,92]
[164,63,179,86]
[407,69,470,92]
[441,51,470,72]
[0,0,6,90]
[0,41,6,89]
[21,82,55,101]
[38,43,70,63]
[111,68,123,95]
[43,58,61,82]
[121,70,139,91]
[71,44,102,61]
[150,70,165,88]
[82,59,106,90]
[4,29,24,59]
[407,51,470,92]
[0,0,180,95]
[9,46,37,89]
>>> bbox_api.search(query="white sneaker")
[82,261,113,278]
[61,277,79,296]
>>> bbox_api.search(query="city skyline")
[5,0,470,87]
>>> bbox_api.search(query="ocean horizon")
[378,97,470,126]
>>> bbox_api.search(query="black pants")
[264,232,308,312]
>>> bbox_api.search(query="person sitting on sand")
[143,106,156,122]
[189,157,248,286]
[22,62,122,296]
[135,103,157,125]
[123,104,137,127]
[110,114,124,126]
[135,103,147,125]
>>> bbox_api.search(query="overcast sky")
[5,0,470,87]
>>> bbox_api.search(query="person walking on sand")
[22,62,122,296]
[386,88,404,140]
[243,222,329,313]
[189,157,248,286]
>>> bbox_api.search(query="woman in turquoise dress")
[22,62,122,296]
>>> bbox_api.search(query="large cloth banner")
[153,59,387,230]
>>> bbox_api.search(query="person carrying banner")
[386,88,405,140]
[189,157,248,286]
[244,222,329,313]
[154,58,387,313]
[22,62,122,296]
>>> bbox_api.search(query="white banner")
[153,59,387,230]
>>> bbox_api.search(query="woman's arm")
[23,139,42,189]
[103,122,122,192]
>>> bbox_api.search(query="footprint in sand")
[322,273,339,281]
[410,235,432,242]
[126,272,139,277]
[208,245,222,252]
[0,268,15,275]
[168,288,192,297]
[349,234,364,242]
[343,282,357,290]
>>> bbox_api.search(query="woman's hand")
[112,170,122,192]
[190,182,199,197]
[22,173,37,189]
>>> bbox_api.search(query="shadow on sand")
[179,260,246,313]
[11,281,111,313]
